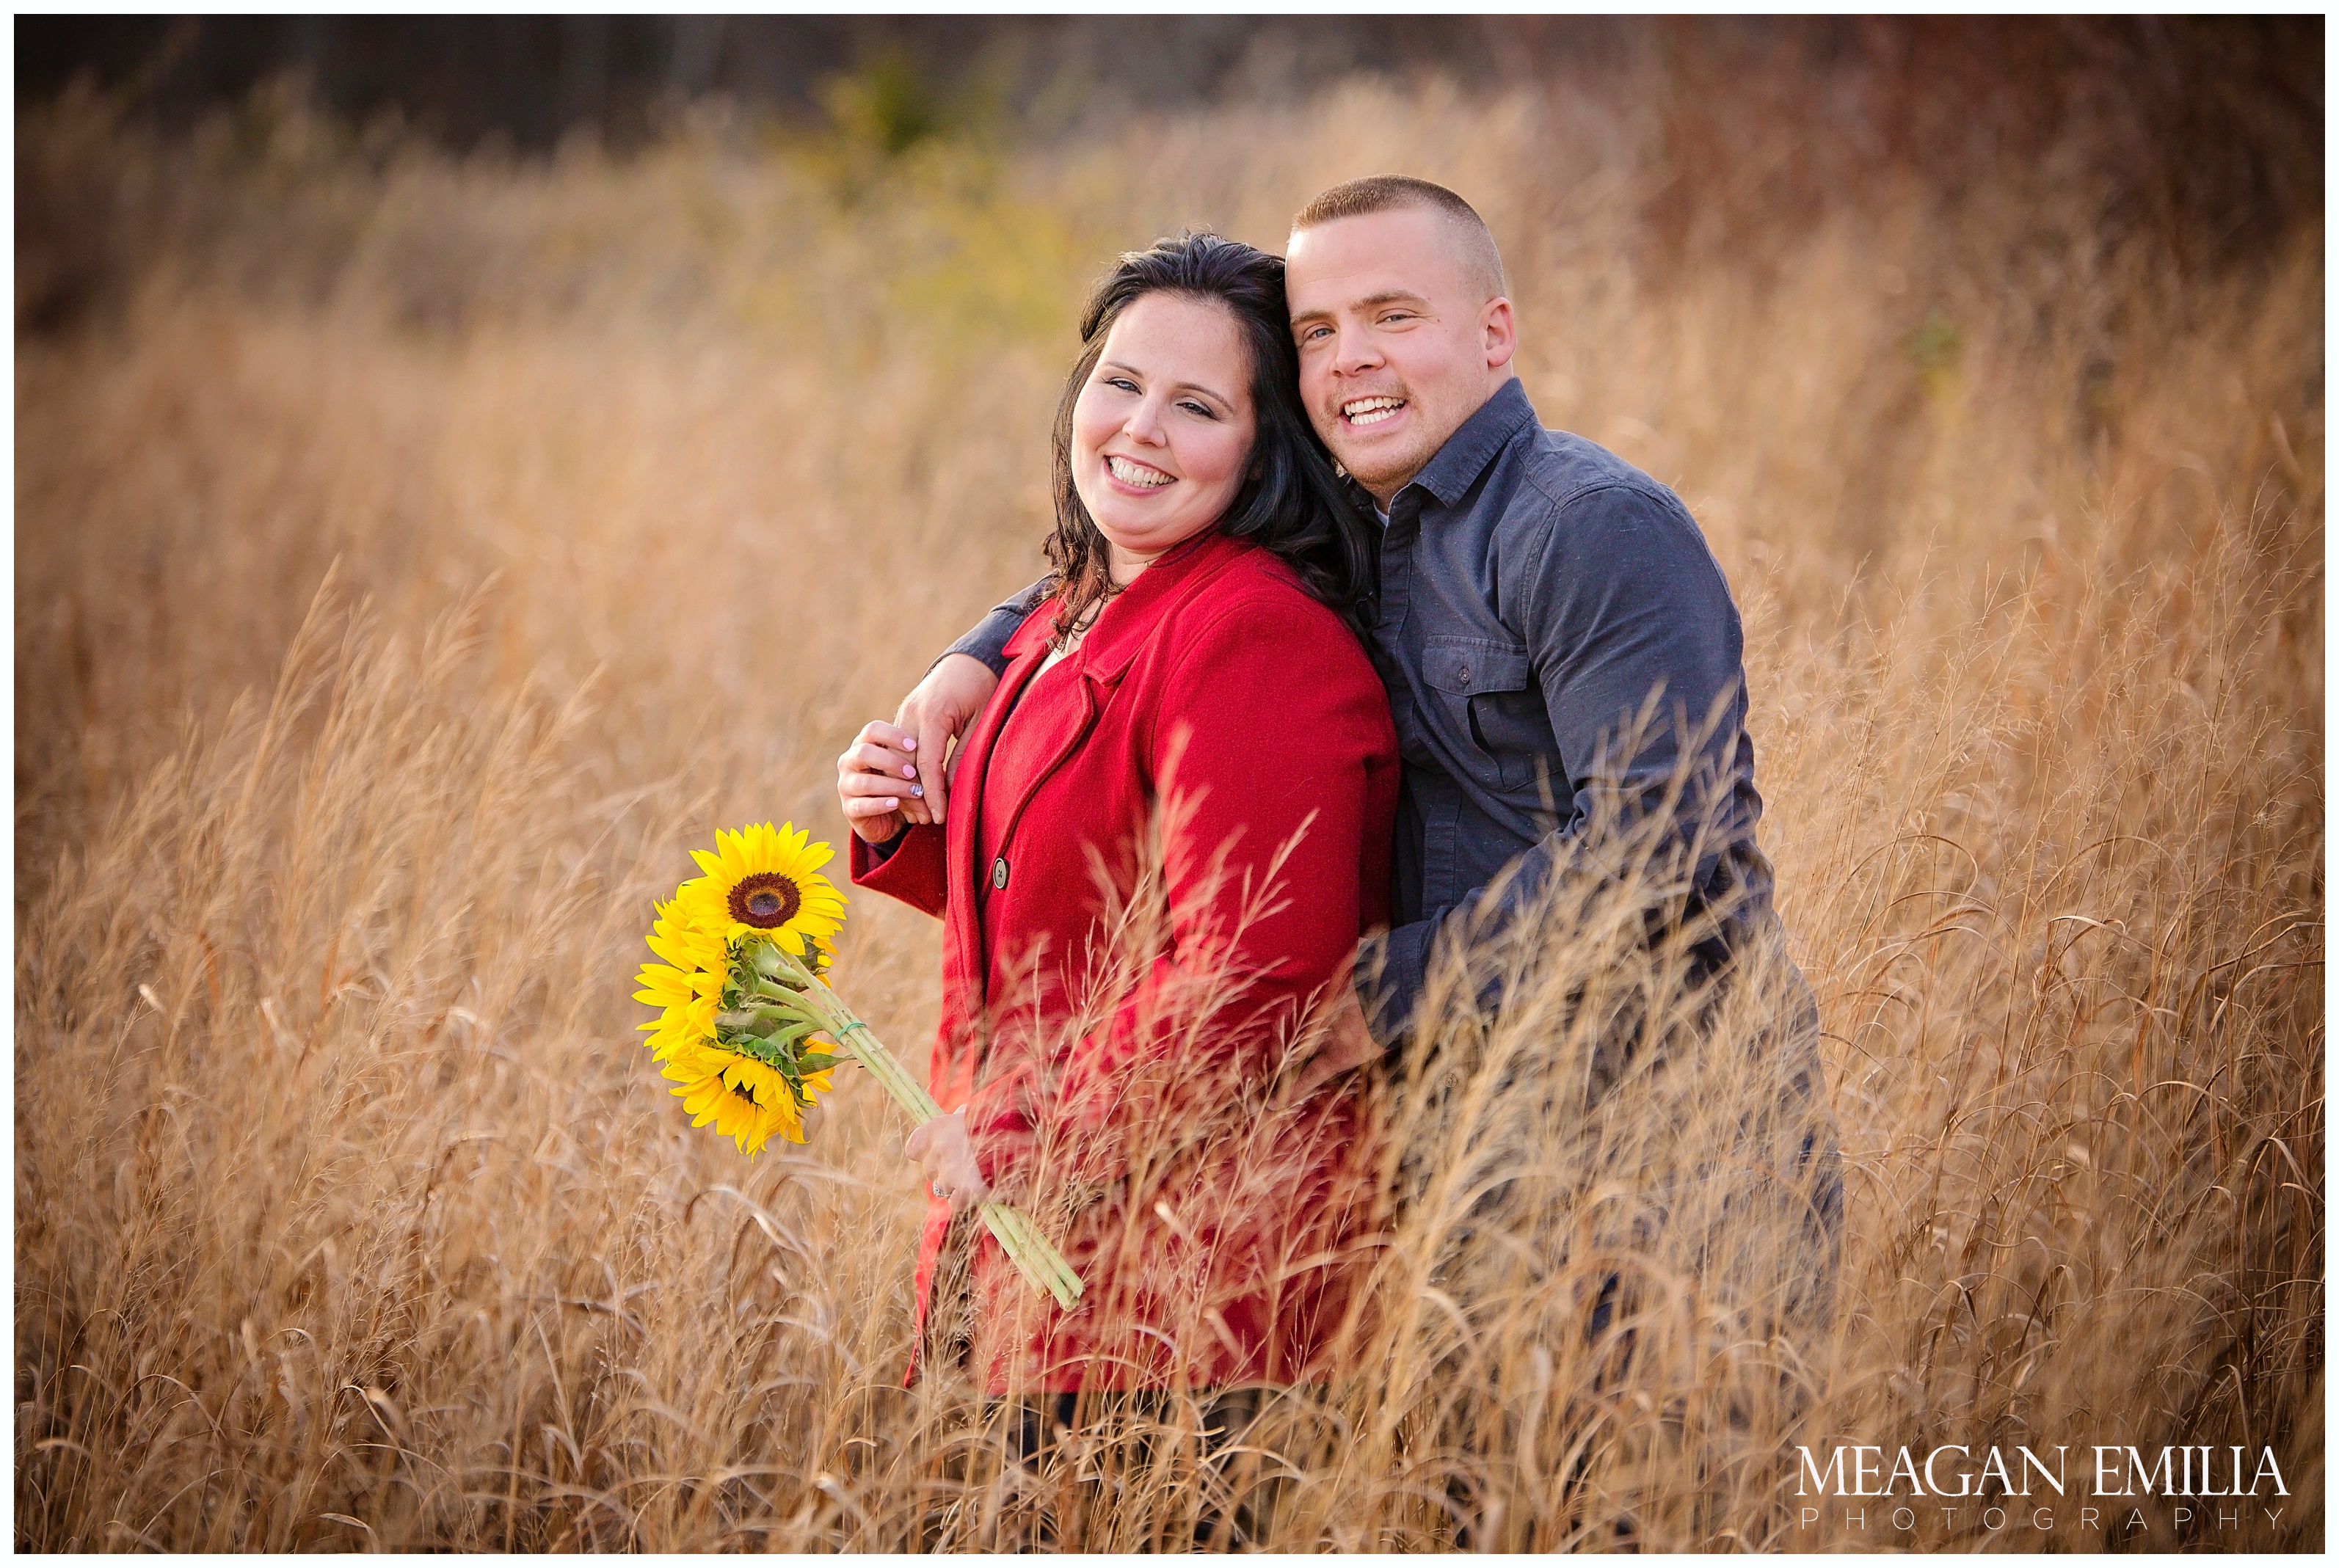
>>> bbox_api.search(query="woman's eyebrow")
[1099,359,1232,406]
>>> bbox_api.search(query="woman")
[834,232,1397,1404]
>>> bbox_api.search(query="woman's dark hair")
[1041,230,1369,643]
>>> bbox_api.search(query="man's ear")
[1482,296,1518,375]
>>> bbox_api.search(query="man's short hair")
[1290,175,1508,302]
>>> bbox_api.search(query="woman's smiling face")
[1071,291,1256,580]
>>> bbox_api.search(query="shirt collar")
[1397,376,1538,511]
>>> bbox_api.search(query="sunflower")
[677,822,847,958]
[663,1040,834,1154]
[647,893,730,975]
[633,897,727,1060]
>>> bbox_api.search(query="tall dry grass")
[16,45,2322,1551]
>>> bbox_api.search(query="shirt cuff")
[1356,924,1431,1050]
[858,825,909,867]
[939,602,1030,679]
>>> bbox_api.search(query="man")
[874,175,1838,1312]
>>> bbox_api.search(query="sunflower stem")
[975,1201,1045,1298]
[755,940,1083,1308]
[984,1203,1082,1306]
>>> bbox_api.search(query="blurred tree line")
[18,15,1651,148]
[15,16,2321,338]
[16,18,2318,191]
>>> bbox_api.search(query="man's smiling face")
[1286,204,1516,506]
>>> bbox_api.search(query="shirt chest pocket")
[1422,636,1555,793]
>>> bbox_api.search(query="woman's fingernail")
[903,765,917,778]
[903,737,917,751]
[911,784,924,797]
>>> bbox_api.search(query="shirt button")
[1458,666,1472,687]
[992,857,1009,889]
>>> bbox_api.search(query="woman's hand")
[893,654,1001,827]
[837,719,928,844]
[903,1109,989,1215]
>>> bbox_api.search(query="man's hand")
[903,1109,990,1215]
[1289,980,1382,1101]
[894,653,1001,827]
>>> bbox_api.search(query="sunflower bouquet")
[634,823,1082,1309]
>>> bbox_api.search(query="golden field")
[15,35,2323,1551]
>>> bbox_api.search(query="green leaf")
[726,1034,789,1072]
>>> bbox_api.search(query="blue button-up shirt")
[947,377,1789,1043]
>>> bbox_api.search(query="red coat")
[852,530,1399,1394]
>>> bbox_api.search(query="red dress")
[852,530,1399,1394]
